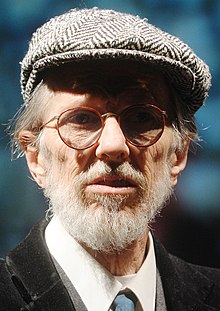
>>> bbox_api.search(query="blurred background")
[0,0,219,268]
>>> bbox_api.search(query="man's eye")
[135,112,149,123]
[60,110,101,131]
[72,113,91,124]
[127,111,153,125]
[65,111,97,125]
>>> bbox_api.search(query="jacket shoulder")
[155,239,220,310]
[169,252,220,285]
[194,263,220,283]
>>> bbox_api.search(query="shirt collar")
[45,216,156,311]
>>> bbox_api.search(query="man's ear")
[170,138,190,186]
[18,130,47,188]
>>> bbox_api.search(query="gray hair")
[10,82,52,157]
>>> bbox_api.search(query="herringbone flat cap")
[21,8,211,112]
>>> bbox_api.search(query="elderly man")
[0,8,219,311]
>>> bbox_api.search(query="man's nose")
[95,117,130,162]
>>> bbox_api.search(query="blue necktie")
[112,292,136,311]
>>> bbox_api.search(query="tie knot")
[112,291,137,311]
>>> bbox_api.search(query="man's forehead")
[43,62,172,114]
[43,60,171,98]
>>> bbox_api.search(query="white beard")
[44,160,173,253]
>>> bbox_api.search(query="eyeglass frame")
[40,104,168,150]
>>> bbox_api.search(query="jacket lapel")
[154,240,220,311]
[6,220,75,310]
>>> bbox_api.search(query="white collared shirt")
[45,216,156,311]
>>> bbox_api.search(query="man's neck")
[80,231,149,276]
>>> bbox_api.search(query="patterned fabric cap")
[21,8,211,112]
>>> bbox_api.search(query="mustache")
[77,161,146,188]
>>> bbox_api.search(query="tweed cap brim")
[21,8,211,112]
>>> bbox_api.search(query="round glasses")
[42,104,167,150]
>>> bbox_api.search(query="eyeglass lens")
[57,105,165,150]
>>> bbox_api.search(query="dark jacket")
[0,220,220,311]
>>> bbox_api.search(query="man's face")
[25,65,188,252]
